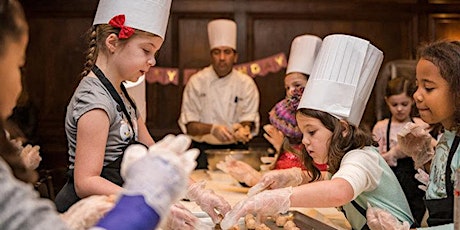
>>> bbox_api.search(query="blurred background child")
[372,77,427,226]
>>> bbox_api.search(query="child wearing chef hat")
[217,34,324,187]
[221,34,416,230]
[53,0,230,229]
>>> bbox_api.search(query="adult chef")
[178,19,260,169]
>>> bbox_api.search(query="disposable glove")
[248,167,303,196]
[263,124,284,153]
[160,203,199,230]
[121,134,199,218]
[216,156,261,186]
[397,122,434,169]
[20,144,41,170]
[61,195,115,230]
[210,124,235,142]
[232,123,252,143]
[220,187,293,230]
[366,203,410,230]
[414,168,429,191]
[186,180,231,224]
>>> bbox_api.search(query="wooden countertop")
[180,170,351,230]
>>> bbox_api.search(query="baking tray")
[265,211,338,230]
[207,210,338,230]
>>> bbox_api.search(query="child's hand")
[263,124,284,153]
[366,203,410,230]
[20,144,41,170]
[397,122,434,169]
[216,156,261,186]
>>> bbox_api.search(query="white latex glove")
[20,144,41,170]
[248,167,303,196]
[263,124,284,153]
[121,134,199,218]
[220,187,293,230]
[61,195,116,230]
[216,156,261,186]
[210,124,235,142]
[160,203,199,230]
[186,180,231,224]
[398,122,434,169]
[232,123,252,143]
[414,168,429,191]
[366,203,410,230]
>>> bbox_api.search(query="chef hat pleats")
[298,34,383,126]
[93,0,172,40]
[286,35,322,75]
[208,19,237,50]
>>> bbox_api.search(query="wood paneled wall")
[18,0,460,169]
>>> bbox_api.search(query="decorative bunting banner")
[145,52,287,86]
[145,67,180,85]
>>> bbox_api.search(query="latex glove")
[220,187,293,230]
[160,203,199,230]
[263,124,284,153]
[366,203,410,230]
[61,195,116,230]
[216,156,261,186]
[20,144,41,170]
[381,145,402,167]
[121,134,199,218]
[397,122,434,169]
[232,123,252,143]
[381,151,398,167]
[210,124,235,142]
[248,167,303,196]
[414,168,429,191]
[186,180,231,224]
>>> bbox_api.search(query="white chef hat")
[298,34,384,126]
[93,0,172,40]
[208,19,237,50]
[286,35,322,75]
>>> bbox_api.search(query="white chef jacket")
[178,65,260,145]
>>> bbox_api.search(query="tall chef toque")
[286,34,322,75]
[208,19,237,50]
[298,34,384,126]
[93,0,172,40]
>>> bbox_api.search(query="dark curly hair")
[417,40,460,132]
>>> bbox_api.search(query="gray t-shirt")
[65,76,138,168]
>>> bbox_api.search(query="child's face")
[0,33,28,120]
[284,72,307,98]
[414,58,456,129]
[385,92,413,122]
[112,33,163,83]
[296,113,332,164]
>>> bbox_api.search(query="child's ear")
[105,34,119,53]
[339,119,350,137]
[384,96,390,106]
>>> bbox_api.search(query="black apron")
[425,135,460,226]
[54,65,141,212]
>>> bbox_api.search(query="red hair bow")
[108,14,135,39]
